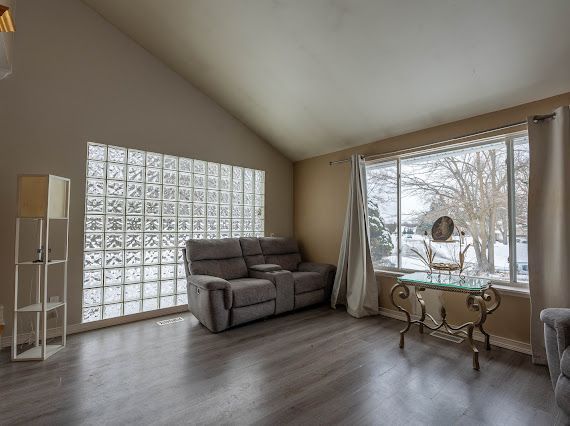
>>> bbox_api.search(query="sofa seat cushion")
[292,271,324,294]
[228,278,276,308]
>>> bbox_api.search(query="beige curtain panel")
[528,105,570,364]
[331,154,379,318]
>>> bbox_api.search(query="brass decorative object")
[458,230,471,275]
[431,215,454,241]
[411,217,472,277]
[410,238,436,273]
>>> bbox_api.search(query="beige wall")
[0,0,293,336]
[0,0,14,78]
[294,92,570,345]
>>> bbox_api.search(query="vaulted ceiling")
[83,0,570,161]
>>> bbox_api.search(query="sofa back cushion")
[186,238,247,280]
[259,237,302,272]
[239,237,265,267]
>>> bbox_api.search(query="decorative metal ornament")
[411,217,472,279]
[431,216,455,241]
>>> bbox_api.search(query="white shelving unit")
[12,175,70,361]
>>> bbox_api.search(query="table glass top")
[397,272,491,291]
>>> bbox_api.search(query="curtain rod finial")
[532,112,556,123]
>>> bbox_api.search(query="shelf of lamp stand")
[17,216,69,220]
[16,260,67,265]
[13,344,64,361]
[16,302,65,312]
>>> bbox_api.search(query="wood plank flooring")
[0,306,564,425]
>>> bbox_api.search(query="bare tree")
[400,148,509,274]
[513,141,530,231]
[366,138,529,276]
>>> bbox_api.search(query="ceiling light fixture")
[0,5,15,32]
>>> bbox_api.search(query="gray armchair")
[541,308,570,417]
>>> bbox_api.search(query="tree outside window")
[366,133,529,286]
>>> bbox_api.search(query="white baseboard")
[1,305,189,348]
[378,307,531,355]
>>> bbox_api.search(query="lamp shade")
[17,175,70,219]
[0,5,14,32]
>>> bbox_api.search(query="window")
[366,131,529,287]
[82,142,265,322]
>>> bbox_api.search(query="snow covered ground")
[375,233,528,283]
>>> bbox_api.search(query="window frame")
[365,130,529,289]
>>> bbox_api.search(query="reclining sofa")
[183,237,336,332]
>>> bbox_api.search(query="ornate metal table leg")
[479,324,491,350]
[467,294,487,370]
[414,287,426,334]
[390,282,411,348]
[440,305,447,324]
[480,286,501,350]
[467,325,479,370]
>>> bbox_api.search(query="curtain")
[528,105,570,364]
[331,154,378,318]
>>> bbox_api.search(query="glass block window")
[83,142,265,322]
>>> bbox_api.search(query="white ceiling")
[83,0,570,161]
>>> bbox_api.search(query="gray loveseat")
[183,237,336,332]
[541,308,570,418]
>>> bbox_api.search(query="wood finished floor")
[0,306,563,425]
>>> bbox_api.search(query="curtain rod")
[329,112,556,166]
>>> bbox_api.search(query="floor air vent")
[430,330,464,344]
[157,317,184,326]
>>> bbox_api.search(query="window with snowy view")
[366,132,529,287]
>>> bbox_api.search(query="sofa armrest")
[188,274,230,291]
[187,275,232,309]
[541,308,570,351]
[249,269,294,314]
[298,262,336,276]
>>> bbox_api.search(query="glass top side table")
[391,272,501,370]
